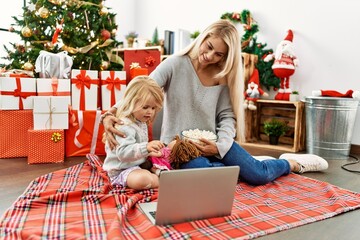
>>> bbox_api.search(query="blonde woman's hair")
[115,75,164,123]
[177,19,245,142]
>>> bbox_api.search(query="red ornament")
[101,29,111,41]
[273,87,278,91]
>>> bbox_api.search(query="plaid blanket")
[1,154,360,239]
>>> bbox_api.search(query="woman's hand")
[193,138,219,156]
[103,115,125,150]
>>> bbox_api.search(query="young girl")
[102,76,165,190]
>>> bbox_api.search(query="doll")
[142,135,201,171]
[244,68,268,110]
[264,29,299,100]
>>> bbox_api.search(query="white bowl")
[181,129,217,143]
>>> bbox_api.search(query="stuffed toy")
[312,89,360,99]
[244,68,268,110]
[264,29,299,100]
[145,135,201,170]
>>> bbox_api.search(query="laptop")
[138,166,240,225]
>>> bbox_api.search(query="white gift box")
[100,71,127,110]
[33,96,69,130]
[0,77,36,110]
[36,78,71,106]
[71,69,99,110]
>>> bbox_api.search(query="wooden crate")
[242,99,306,152]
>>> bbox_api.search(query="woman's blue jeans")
[180,142,291,185]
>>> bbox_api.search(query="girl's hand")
[147,140,165,156]
[103,115,125,150]
[193,138,219,156]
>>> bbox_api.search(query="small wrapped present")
[129,62,149,81]
[27,129,64,164]
[65,108,106,157]
[124,49,160,83]
[0,69,33,78]
[0,110,33,158]
[100,70,127,110]
[71,69,99,110]
[33,96,69,130]
[36,78,71,105]
[0,77,36,110]
[35,50,73,79]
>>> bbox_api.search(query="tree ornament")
[23,62,34,71]
[111,29,117,37]
[21,26,33,37]
[101,29,111,41]
[99,7,108,16]
[38,7,50,19]
[100,61,110,70]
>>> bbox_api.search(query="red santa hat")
[284,29,293,42]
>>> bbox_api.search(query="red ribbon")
[101,71,126,106]
[37,77,70,96]
[71,70,99,110]
[0,77,36,109]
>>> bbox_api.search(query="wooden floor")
[1,147,360,240]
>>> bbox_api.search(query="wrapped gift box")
[100,71,127,110]
[130,67,148,80]
[65,109,106,157]
[0,110,33,158]
[71,69,99,110]
[0,77,36,110]
[36,78,71,105]
[124,49,160,83]
[33,96,69,130]
[27,129,64,164]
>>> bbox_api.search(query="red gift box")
[129,68,149,80]
[27,129,64,164]
[124,49,160,83]
[65,109,106,157]
[0,110,33,158]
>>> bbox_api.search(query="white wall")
[2,0,359,144]
[109,0,360,145]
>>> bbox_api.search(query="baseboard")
[351,144,360,155]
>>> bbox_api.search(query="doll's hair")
[115,76,164,123]
[169,135,201,169]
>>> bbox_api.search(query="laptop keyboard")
[149,211,156,219]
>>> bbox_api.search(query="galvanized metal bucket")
[304,96,359,159]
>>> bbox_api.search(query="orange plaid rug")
[1,154,360,239]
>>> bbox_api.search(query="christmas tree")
[1,0,123,74]
[221,10,280,90]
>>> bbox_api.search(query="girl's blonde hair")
[115,75,164,123]
[178,19,245,142]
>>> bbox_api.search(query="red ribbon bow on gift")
[145,56,156,67]
[103,71,127,106]
[71,70,99,110]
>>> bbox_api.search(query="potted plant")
[190,30,200,40]
[263,119,289,145]
[289,90,300,102]
[125,31,138,47]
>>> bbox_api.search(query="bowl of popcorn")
[181,129,217,144]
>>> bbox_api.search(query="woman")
[102,19,328,185]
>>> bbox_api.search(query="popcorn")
[181,129,217,143]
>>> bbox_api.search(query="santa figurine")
[264,29,299,100]
[244,68,268,110]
